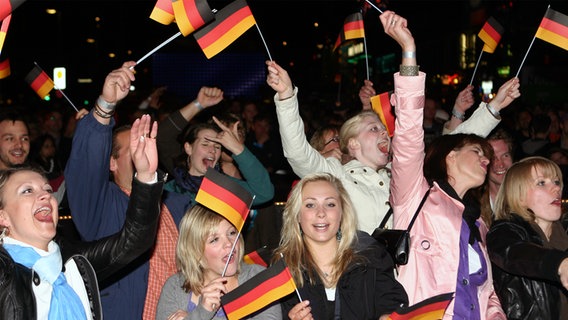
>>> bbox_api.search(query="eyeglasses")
[324,136,340,146]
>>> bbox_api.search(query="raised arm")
[156,86,223,175]
[266,61,342,178]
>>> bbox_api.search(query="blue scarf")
[4,242,87,320]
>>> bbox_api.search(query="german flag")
[25,65,54,99]
[0,14,11,54]
[149,0,175,25]
[387,292,453,320]
[195,168,253,232]
[371,92,395,137]
[193,0,256,59]
[221,259,296,320]
[0,0,24,22]
[333,12,365,51]
[478,17,504,53]
[535,7,568,51]
[172,0,214,36]
[243,246,272,267]
[0,59,9,79]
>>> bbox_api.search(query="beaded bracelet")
[94,104,114,119]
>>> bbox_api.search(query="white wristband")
[193,100,204,111]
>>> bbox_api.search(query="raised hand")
[359,79,376,110]
[266,60,294,100]
[453,85,475,114]
[489,78,521,111]
[101,61,136,104]
[130,114,158,183]
[209,116,245,156]
[196,86,224,109]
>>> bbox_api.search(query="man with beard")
[0,112,30,169]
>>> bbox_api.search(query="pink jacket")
[389,72,504,319]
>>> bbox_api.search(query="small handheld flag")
[25,64,54,99]
[371,92,395,137]
[243,246,272,267]
[516,6,568,77]
[387,292,454,320]
[149,0,175,25]
[478,17,504,54]
[535,7,568,51]
[172,0,214,36]
[193,0,257,59]
[195,168,253,232]
[333,12,365,51]
[221,259,297,320]
[0,13,11,55]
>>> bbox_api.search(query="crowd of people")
[1,7,568,320]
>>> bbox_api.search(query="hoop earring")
[336,228,342,241]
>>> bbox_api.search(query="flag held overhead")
[334,12,365,51]
[195,168,253,232]
[221,259,297,320]
[535,7,568,51]
[193,0,256,59]
[478,16,504,53]
[25,65,54,99]
[172,0,214,36]
[150,0,175,25]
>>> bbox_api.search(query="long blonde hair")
[494,156,563,222]
[176,204,244,293]
[272,173,360,287]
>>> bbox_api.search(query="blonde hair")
[176,204,244,293]
[273,173,360,287]
[339,110,382,155]
[494,156,563,222]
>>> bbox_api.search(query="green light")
[497,66,510,77]
[83,100,90,105]
[44,95,51,101]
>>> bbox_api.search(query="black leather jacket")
[487,214,568,320]
[0,177,164,320]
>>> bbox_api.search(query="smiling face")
[351,115,390,170]
[447,143,490,197]
[524,167,562,230]
[488,139,513,188]
[0,120,30,169]
[299,180,342,247]
[202,219,240,281]
[0,170,57,251]
[185,128,222,176]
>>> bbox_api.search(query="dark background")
[1,0,567,112]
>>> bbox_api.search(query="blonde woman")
[488,157,568,319]
[156,204,281,320]
[273,173,407,320]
